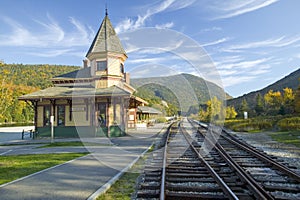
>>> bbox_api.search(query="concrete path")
[0,126,34,144]
[0,123,167,200]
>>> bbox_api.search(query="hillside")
[227,68,300,108]
[0,63,80,89]
[0,63,79,123]
[131,73,231,114]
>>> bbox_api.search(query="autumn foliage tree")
[263,88,295,115]
[199,96,236,122]
[0,63,79,123]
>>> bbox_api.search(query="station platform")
[0,123,167,200]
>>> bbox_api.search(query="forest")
[197,84,300,131]
[0,63,79,124]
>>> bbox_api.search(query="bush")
[277,117,300,131]
[155,117,167,123]
[225,117,275,132]
[231,121,272,132]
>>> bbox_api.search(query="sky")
[0,0,299,97]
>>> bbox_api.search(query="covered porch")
[19,86,147,137]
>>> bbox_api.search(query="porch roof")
[137,106,162,114]
[19,85,131,100]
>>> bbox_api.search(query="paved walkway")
[0,124,167,200]
[0,126,34,144]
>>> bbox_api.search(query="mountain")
[227,68,300,108]
[131,73,231,114]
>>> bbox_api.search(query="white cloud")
[217,57,271,70]
[221,75,256,87]
[225,36,300,51]
[0,15,93,48]
[205,0,279,20]
[115,0,195,33]
[27,49,72,57]
[213,55,273,88]
[201,37,230,47]
[155,22,174,29]
[0,15,94,58]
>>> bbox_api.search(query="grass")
[96,144,154,200]
[96,172,141,200]
[0,153,88,185]
[268,131,300,148]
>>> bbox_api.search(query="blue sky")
[0,0,299,97]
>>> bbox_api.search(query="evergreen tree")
[255,93,264,115]
[239,98,249,117]
[295,79,300,113]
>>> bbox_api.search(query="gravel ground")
[232,131,300,173]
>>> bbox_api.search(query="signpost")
[50,115,54,143]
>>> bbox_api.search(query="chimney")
[125,73,130,85]
[83,59,88,68]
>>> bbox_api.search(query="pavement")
[0,126,34,145]
[0,124,167,200]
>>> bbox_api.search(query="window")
[44,106,51,126]
[57,105,65,126]
[97,61,107,71]
[97,103,107,127]
[120,63,124,73]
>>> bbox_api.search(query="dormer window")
[97,61,107,71]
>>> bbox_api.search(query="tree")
[295,79,300,113]
[238,98,249,118]
[264,90,282,114]
[255,93,264,115]
[226,106,237,119]
[198,96,225,122]
[207,96,223,121]
[282,87,295,114]
[283,87,294,104]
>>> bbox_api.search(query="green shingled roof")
[86,14,126,57]
[19,86,130,100]
[137,106,162,114]
[53,67,92,79]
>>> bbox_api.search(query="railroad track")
[134,119,300,199]
[191,119,300,199]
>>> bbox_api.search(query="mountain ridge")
[131,73,231,113]
[227,68,300,108]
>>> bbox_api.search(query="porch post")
[107,98,110,137]
[50,99,56,142]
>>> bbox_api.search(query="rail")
[221,130,300,182]
[189,119,273,199]
[179,122,239,200]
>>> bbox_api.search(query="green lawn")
[0,153,88,185]
[268,131,300,148]
[96,171,141,200]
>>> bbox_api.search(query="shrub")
[155,117,167,123]
[277,117,300,131]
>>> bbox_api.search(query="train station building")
[19,12,150,137]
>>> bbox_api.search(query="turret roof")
[86,14,126,57]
